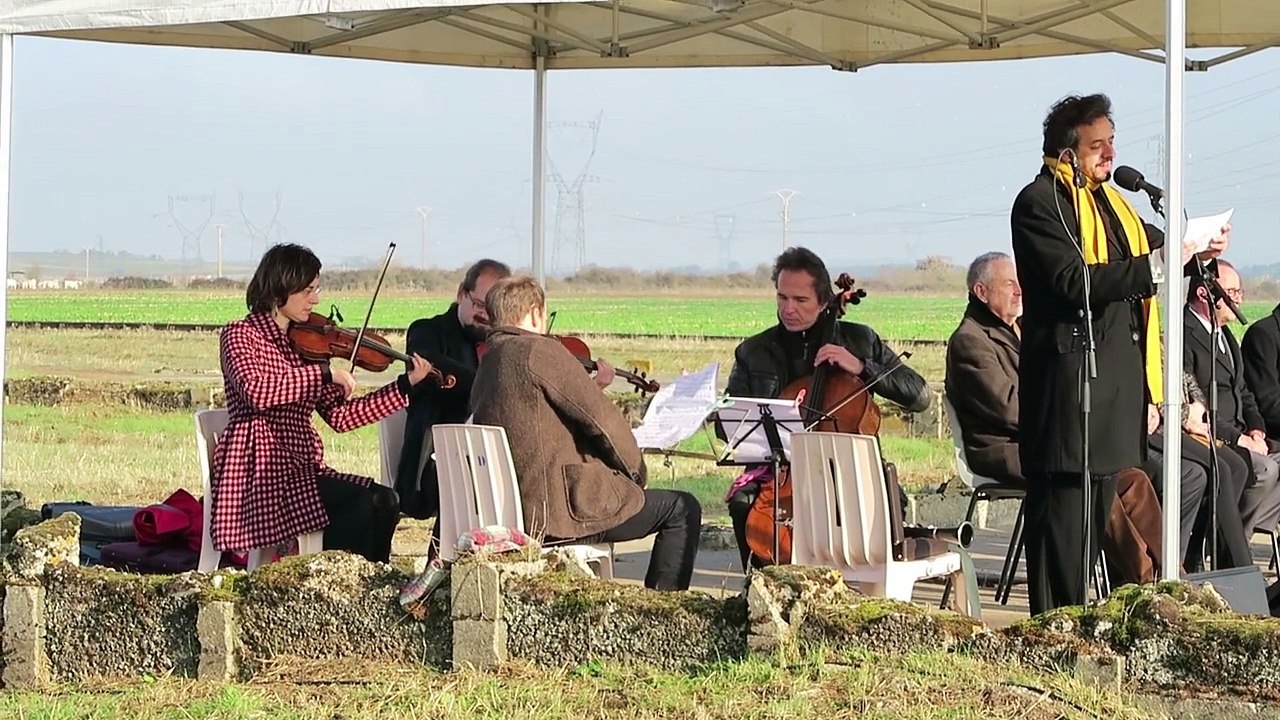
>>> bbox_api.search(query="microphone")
[1114,165,1164,200]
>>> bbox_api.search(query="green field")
[11,290,1276,340]
[7,290,966,339]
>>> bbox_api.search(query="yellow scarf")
[1043,156,1164,404]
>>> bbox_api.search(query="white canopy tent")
[0,0,1268,584]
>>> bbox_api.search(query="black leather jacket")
[396,303,481,519]
[725,321,931,414]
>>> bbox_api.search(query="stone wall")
[43,565,201,681]
[0,516,454,686]
[502,572,747,670]
[11,513,1280,708]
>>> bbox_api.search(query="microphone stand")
[1080,279,1098,604]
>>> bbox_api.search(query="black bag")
[41,502,142,566]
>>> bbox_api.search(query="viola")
[553,334,660,395]
[745,272,879,565]
[289,311,457,389]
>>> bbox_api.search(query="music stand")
[713,396,805,565]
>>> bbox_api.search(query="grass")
[0,653,1167,719]
[8,290,972,339]
[10,289,1280,341]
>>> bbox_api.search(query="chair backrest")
[377,408,407,488]
[194,408,230,572]
[790,431,892,568]
[195,408,230,492]
[941,393,994,489]
[430,423,523,561]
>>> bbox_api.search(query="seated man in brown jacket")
[470,276,702,591]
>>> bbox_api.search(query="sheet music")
[717,395,804,464]
[1184,207,1233,253]
[632,362,720,449]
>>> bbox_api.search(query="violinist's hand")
[331,367,357,398]
[814,343,865,376]
[593,358,616,389]
[406,353,433,387]
[1146,404,1160,435]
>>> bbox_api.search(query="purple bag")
[99,542,198,574]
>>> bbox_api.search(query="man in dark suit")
[1184,260,1280,537]
[1011,93,1227,614]
[1242,301,1280,439]
[396,259,512,531]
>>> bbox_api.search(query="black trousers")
[1147,432,1250,570]
[316,475,400,564]
[1025,471,1117,616]
[1169,434,1252,570]
[569,489,702,591]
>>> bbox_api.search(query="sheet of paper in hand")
[1183,207,1233,253]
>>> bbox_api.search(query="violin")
[745,272,879,566]
[288,311,457,389]
[553,334,661,395]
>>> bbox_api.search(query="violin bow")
[347,242,397,373]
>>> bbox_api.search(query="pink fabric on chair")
[133,489,204,552]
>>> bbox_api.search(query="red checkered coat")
[210,311,408,552]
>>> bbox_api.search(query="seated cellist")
[723,246,931,572]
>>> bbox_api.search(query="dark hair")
[772,246,833,305]
[1041,94,1113,157]
[461,259,512,293]
[245,243,321,313]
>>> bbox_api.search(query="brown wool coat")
[470,326,646,540]
[944,299,1023,481]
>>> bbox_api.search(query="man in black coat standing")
[397,259,512,530]
[1011,93,1228,614]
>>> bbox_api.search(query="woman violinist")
[211,243,433,564]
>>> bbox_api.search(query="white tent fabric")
[0,0,1256,586]
[0,0,1274,71]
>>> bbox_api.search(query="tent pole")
[531,53,547,287]
[1160,0,1186,582]
[0,34,13,485]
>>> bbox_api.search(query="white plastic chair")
[431,423,613,578]
[194,408,323,573]
[789,431,977,616]
[377,408,408,489]
[941,394,1027,605]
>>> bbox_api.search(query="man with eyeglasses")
[396,259,512,535]
[1184,259,1280,541]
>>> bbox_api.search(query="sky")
[8,34,1280,274]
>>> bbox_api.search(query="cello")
[743,273,882,565]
